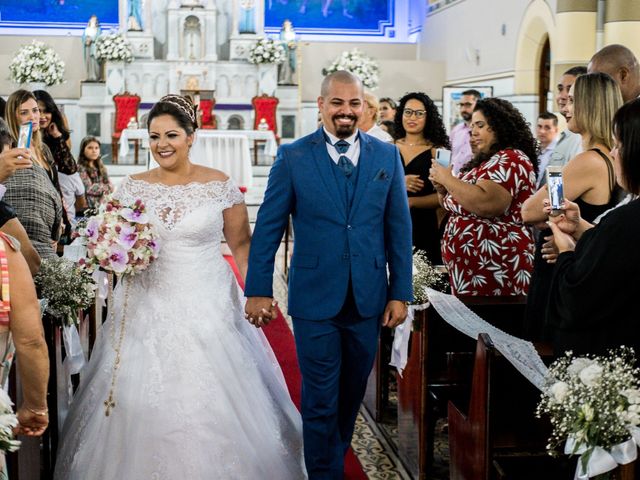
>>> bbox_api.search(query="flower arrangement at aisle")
[537,347,640,478]
[412,250,448,304]
[95,32,134,63]
[322,48,380,89]
[8,40,65,87]
[78,197,160,276]
[34,257,96,328]
[77,196,159,416]
[0,390,20,454]
[248,37,286,65]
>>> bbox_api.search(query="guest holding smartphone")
[546,98,640,356]
[393,92,450,263]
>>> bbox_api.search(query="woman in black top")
[546,98,640,356]
[393,92,450,264]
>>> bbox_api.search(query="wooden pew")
[448,333,572,480]
[395,296,527,479]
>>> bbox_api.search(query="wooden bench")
[394,296,527,479]
[448,333,572,480]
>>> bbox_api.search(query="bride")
[54,95,306,479]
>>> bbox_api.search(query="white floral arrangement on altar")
[78,197,160,276]
[34,257,96,328]
[95,33,134,63]
[537,347,640,478]
[0,389,20,454]
[8,40,65,87]
[322,48,380,89]
[248,37,285,65]
[411,250,448,304]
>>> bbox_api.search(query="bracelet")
[25,406,48,416]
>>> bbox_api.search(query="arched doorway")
[538,37,551,114]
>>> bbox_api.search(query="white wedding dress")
[54,176,306,479]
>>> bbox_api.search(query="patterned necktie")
[334,140,354,177]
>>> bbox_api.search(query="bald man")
[588,44,640,103]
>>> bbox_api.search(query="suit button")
[347,225,352,230]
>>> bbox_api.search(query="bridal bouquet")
[0,389,20,453]
[412,250,448,304]
[34,257,96,328]
[322,48,380,89]
[9,40,65,86]
[537,347,640,478]
[248,37,285,65]
[95,33,134,63]
[78,197,160,276]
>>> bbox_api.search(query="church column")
[231,0,240,37]
[604,0,640,61]
[204,7,218,61]
[553,0,597,79]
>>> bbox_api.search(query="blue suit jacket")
[245,128,413,320]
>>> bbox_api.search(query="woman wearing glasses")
[393,92,450,263]
[429,98,538,296]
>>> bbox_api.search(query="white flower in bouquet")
[248,38,285,65]
[322,48,380,89]
[34,257,96,327]
[9,40,65,86]
[78,197,160,277]
[411,250,448,304]
[537,347,640,476]
[0,389,20,453]
[95,33,134,63]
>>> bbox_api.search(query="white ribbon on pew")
[425,288,549,391]
[92,270,109,306]
[390,303,429,377]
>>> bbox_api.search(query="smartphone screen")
[17,122,32,149]
[546,167,564,211]
[435,148,451,167]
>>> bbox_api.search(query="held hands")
[382,300,408,329]
[0,147,32,183]
[16,406,48,437]
[244,297,278,328]
[405,174,424,193]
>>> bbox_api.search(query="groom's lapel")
[310,129,347,221]
[348,132,374,221]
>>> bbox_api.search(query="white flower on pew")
[579,364,604,387]
[549,381,569,403]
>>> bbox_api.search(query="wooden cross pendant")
[104,394,116,416]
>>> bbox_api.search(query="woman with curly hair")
[429,97,538,295]
[394,92,450,263]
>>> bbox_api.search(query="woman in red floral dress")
[429,98,538,295]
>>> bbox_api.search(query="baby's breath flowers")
[322,48,380,89]
[411,250,448,304]
[9,41,65,86]
[537,347,640,476]
[0,389,20,454]
[34,257,96,327]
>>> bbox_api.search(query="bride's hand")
[245,297,278,328]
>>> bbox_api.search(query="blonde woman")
[522,72,623,341]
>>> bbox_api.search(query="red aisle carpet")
[225,256,367,480]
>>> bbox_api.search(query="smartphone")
[546,166,564,213]
[17,122,32,149]
[435,148,451,167]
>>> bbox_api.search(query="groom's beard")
[331,114,358,138]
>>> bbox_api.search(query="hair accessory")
[159,94,197,126]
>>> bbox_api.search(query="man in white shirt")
[357,92,393,142]
[535,112,559,187]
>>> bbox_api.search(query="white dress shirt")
[366,125,393,143]
[323,127,361,166]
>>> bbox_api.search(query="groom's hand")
[382,300,408,329]
[245,297,278,328]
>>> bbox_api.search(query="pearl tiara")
[158,94,197,126]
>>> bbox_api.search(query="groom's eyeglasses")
[403,108,426,119]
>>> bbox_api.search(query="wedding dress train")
[54,176,306,479]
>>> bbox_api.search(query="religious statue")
[83,15,102,82]
[278,20,298,86]
[128,0,143,31]
[239,0,256,34]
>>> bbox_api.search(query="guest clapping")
[429,98,538,296]
[546,98,640,356]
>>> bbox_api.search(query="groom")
[245,70,413,479]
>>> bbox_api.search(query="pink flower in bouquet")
[116,224,139,250]
[107,244,129,274]
[120,200,149,225]
[85,217,101,242]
